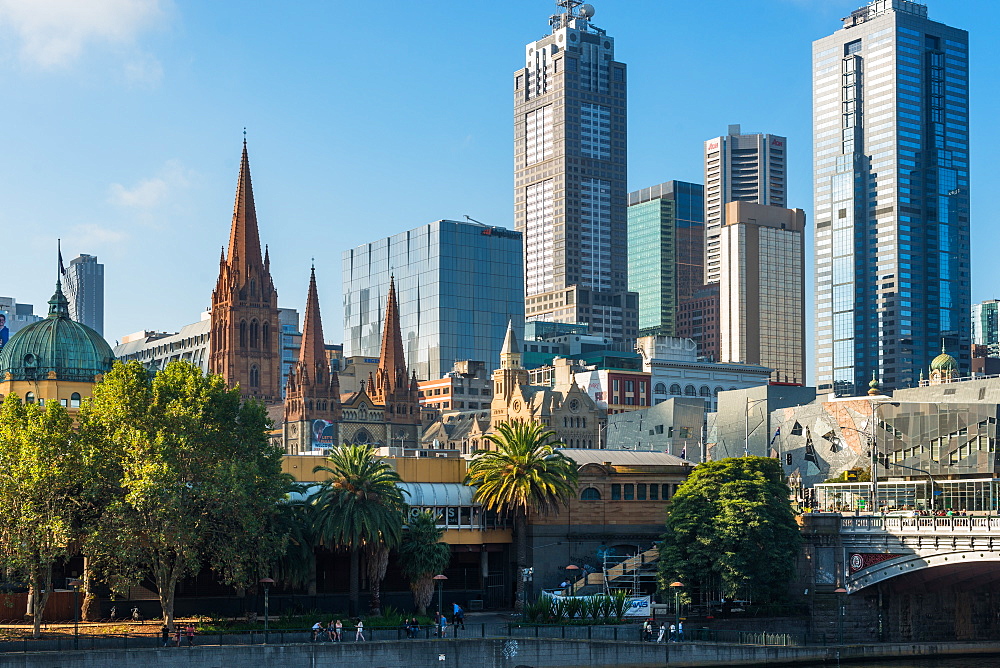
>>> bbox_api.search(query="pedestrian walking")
[669,623,676,642]
[185,624,195,647]
[677,621,684,641]
[452,603,465,630]
[335,619,343,642]
[356,619,365,641]
[439,614,448,637]
[657,624,665,643]
[161,625,170,647]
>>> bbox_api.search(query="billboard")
[311,419,335,450]
[0,309,8,351]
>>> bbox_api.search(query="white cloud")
[108,159,191,210]
[68,223,127,246]
[0,0,166,68]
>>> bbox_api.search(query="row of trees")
[0,360,583,632]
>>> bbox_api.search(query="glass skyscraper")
[342,220,525,381]
[813,0,970,396]
[972,300,1000,355]
[627,181,705,337]
[514,1,637,345]
[63,254,104,336]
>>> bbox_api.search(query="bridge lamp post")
[258,577,274,644]
[434,574,448,617]
[564,564,580,596]
[834,587,847,644]
[67,578,83,650]
[669,581,684,633]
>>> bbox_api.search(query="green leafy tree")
[0,396,80,638]
[77,360,291,628]
[272,489,321,595]
[398,511,451,614]
[310,444,407,615]
[465,421,578,610]
[658,457,802,604]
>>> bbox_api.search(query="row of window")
[580,483,680,501]
[238,320,271,350]
[23,392,82,408]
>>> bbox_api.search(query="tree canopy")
[658,457,801,604]
[398,510,451,614]
[77,360,290,627]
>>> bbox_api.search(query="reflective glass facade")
[813,1,971,396]
[972,300,1000,352]
[342,220,525,381]
[627,181,705,337]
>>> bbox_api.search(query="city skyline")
[2,1,997,386]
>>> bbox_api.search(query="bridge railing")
[840,515,1000,533]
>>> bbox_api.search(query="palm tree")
[398,511,451,614]
[311,444,407,615]
[273,487,320,595]
[465,421,578,611]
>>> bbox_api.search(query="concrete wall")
[3,637,1000,668]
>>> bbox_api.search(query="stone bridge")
[839,515,1000,592]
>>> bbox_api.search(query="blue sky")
[1,0,996,377]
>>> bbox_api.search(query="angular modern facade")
[813,0,970,396]
[62,254,104,336]
[718,202,807,384]
[703,125,787,284]
[514,1,638,345]
[627,181,705,337]
[342,220,524,381]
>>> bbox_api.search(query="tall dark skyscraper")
[63,254,104,336]
[813,0,970,395]
[514,1,637,345]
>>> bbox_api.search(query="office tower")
[813,0,970,396]
[972,300,1000,356]
[62,254,104,335]
[342,219,525,381]
[703,125,787,284]
[514,1,638,345]
[628,181,705,337]
[718,202,807,384]
[677,285,720,361]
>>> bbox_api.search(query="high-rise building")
[703,125,786,284]
[628,181,705,337]
[972,300,1000,357]
[514,1,638,345]
[813,0,970,396]
[676,285,720,362]
[718,202,807,384]
[62,254,104,335]
[342,219,525,381]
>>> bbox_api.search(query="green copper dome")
[930,342,958,372]
[0,281,115,382]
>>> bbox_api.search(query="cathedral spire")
[500,319,522,370]
[299,265,326,372]
[376,276,407,392]
[226,140,263,272]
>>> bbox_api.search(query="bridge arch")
[848,550,1000,592]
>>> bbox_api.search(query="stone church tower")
[209,140,282,404]
[367,276,422,427]
[283,267,341,453]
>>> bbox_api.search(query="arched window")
[249,320,259,348]
[262,322,270,348]
[25,392,34,404]
[669,383,682,395]
[684,385,697,397]
[699,386,712,397]
[250,364,260,388]
[714,386,724,396]
[654,383,667,394]
[239,321,248,348]
[581,487,601,501]
[70,392,81,408]
[250,279,257,296]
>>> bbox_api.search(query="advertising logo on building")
[0,310,8,351]
[312,419,335,450]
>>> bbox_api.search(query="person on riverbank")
[356,619,365,641]
[669,623,676,641]
[161,625,170,647]
[677,621,684,641]
[311,621,322,642]
[657,624,665,643]
[327,619,336,642]
[185,624,195,647]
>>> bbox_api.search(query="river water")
[816,658,1000,667]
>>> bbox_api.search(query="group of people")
[160,624,196,647]
[642,618,682,643]
[401,618,422,638]
[312,619,362,642]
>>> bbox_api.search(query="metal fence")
[0,623,806,654]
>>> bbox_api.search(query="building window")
[250,320,259,348]
[262,322,270,348]
[611,484,621,500]
[650,484,659,501]
[70,392,81,409]
[670,384,682,395]
[654,383,666,394]
[684,385,697,397]
[623,484,634,500]
[25,392,34,404]
[699,386,711,397]
[637,483,647,500]
[250,364,260,388]
[625,380,634,392]
[239,321,247,348]
[581,487,601,501]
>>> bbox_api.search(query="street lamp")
[834,587,847,644]
[669,581,683,634]
[67,578,83,650]
[258,578,274,644]
[564,565,580,596]
[745,398,769,457]
[433,574,448,617]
